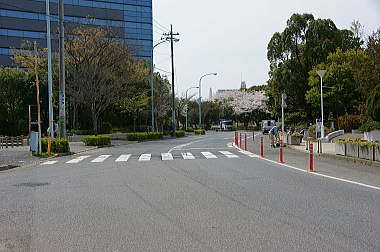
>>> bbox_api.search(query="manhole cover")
[14,182,50,188]
[0,165,19,172]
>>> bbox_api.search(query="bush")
[163,130,172,136]
[253,125,262,131]
[112,128,129,133]
[175,130,185,137]
[82,136,111,146]
[70,129,93,135]
[194,129,206,135]
[185,127,194,132]
[337,114,366,132]
[359,121,380,132]
[41,137,70,153]
[126,132,163,141]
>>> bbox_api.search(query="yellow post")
[48,137,51,154]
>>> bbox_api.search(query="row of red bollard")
[233,131,315,172]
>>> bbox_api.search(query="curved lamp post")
[150,39,171,132]
[185,86,199,131]
[317,70,327,138]
[198,73,217,128]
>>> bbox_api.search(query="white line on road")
[181,152,195,160]
[66,155,90,164]
[238,150,259,158]
[115,154,131,162]
[91,155,111,163]
[201,152,217,159]
[168,139,206,153]
[161,153,174,161]
[41,160,58,165]
[233,144,380,191]
[139,154,151,161]
[219,151,239,158]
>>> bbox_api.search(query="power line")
[153,18,170,32]
[154,67,171,74]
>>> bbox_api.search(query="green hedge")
[82,136,111,146]
[41,137,70,153]
[175,130,185,137]
[195,129,206,135]
[186,127,194,132]
[126,132,163,141]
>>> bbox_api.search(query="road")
[0,132,379,251]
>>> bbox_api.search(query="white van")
[262,120,275,134]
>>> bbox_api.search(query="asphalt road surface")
[0,132,379,251]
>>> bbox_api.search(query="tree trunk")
[91,105,98,135]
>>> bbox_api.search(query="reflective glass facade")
[0,0,153,65]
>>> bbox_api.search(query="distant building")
[241,81,247,89]
[209,88,213,100]
[0,0,153,66]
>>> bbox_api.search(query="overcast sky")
[152,0,380,98]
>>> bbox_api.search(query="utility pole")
[281,93,287,133]
[58,0,66,138]
[163,25,179,135]
[34,42,42,155]
[46,0,54,140]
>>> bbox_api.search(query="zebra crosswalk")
[40,150,257,166]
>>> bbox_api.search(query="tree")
[306,49,366,118]
[267,13,361,122]
[65,26,148,134]
[153,73,171,131]
[367,85,380,122]
[119,88,149,132]
[0,68,33,136]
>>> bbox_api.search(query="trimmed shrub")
[126,132,163,141]
[82,136,111,146]
[41,137,70,153]
[359,121,380,132]
[70,129,93,135]
[186,127,194,132]
[99,122,112,134]
[175,130,185,137]
[337,114,366,132]
[194,129,206,135]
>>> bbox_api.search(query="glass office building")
[0,0,153,65]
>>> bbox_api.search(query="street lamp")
[150,39,171,132]
[317,70,327,138]
[198,73,217,128]
[185,86,199,131]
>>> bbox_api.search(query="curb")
[286,144,380,168]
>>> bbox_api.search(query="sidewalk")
[243,134,380,187]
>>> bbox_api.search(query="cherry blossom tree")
[214,90,267,115]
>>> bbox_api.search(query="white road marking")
[139,154,151,161]
[181,152,195,160]
[239,150,259,158]
[41,160,58,165]
[219,151,239,158]
[161,153,174,161]
[91,155,111,163]
[168,139,207,153]
[115,154,131,162]
[201,152,217,159]
[227,143,233,148]
[66,155,90,164]
[233,143,380,191]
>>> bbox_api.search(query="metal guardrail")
[0,136,25,148]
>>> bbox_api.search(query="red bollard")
[244,133,247,151]
[309,143,315,172]
[252,131,255,153]
[279,138,284,163]
[234,131,238,146]
[260,136,264,157]
[239,133,242,149]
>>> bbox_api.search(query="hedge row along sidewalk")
[82,136,111,146]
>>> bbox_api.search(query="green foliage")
[175,130,185,137]
[194,129,206,135]
[99,122,112,134]
[82,136,111,146]
[126,132,163,141]
[69,129,94,135]
[186,127,194,132]
[337,114,366,132]
[41,138,70,153]
[366,85,380,122]
[359,121,380,132]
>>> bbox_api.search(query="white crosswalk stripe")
[181,152,195,160]
[201,152,218,159]
[66,155,90,164]
[219,151,239,158]
[239,150,259,158]
[161,153,174,161]
[115,154,131,162]
[41,160,58,165]
[91,155,111,163]
[139,154,151,161]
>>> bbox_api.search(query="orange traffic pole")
[279,137,284,163]
[239,133,242,149]
[244,133,247,151]
[260,136,264,157]
[309,143,315,172]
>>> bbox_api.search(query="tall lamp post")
[150,39,172,132]
[198,73,217,128]
[317,70,327,138]
[185,86,199,131]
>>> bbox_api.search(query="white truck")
[262,120,275,134]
